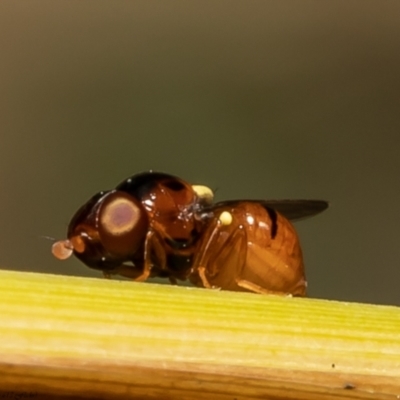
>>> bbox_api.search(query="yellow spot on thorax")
[219,211,233,226]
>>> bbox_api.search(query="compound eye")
[102,197,140,236]
[98,191,148,256]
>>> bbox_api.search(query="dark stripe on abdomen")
[264,206,278,239]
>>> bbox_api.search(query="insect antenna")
[38,235,57,242]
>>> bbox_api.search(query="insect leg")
[235,279,283,295]
[109,230,167,282]
[191,216,248,291]
[134,229,166,282]
[197,266,214,289]
[168,277,178,285]
[191,217,225,289]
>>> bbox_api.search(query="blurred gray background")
[1,1,399,305]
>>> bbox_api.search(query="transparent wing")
[212,199,329,221]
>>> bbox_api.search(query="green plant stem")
[0,269,399,400]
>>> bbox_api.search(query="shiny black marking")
[67,191,109,236]
[264,206,278,239]
[167,254,192,272]
[73,249,122,272]
[116,171,178,200]
[163,179,185,191]
[165,237,190,250]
